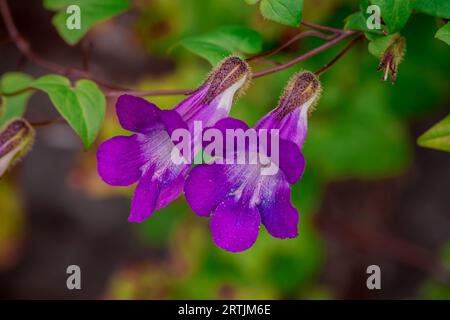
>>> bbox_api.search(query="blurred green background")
[0,0,449,299]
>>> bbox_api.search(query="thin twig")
[253,31,356,78]
[246,29,335,62]
[315,34,364,76]
[301,21,349,34]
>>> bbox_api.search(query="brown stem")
[301,21,349,34]
[246,29,335,63]
[253,31,356,78]
[315,34,364,76]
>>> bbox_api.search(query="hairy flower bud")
[277,71,321,117]
[0,118,34,177]
[377,35,406,84]
[201,56,251,104]
[256,71,321,149]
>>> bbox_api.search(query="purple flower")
[184,71,321,252]
[97,56,251,222]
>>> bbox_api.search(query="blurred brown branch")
[315,215,450,285]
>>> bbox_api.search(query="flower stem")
[253,31,356,78]
[314,34,364,77]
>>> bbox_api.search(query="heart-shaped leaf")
[32,75,106,149]
[418,114,450,152]
[43,0,130,45]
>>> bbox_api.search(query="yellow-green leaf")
[418,114,450,152]
[32,75,106,149]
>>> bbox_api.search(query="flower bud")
[277,71,321,117]
[255,71,321,149]
[377,35,406,84]
[0,118,35,177]
[201,56,251,104]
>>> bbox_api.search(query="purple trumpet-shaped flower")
[185,71,321,252]
[97,56,251,222]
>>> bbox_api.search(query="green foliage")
[306,77,411,179]
[180,26,263,64]
[246,0,303,26]
[435,22,450,45]
[368,33,400,57]
[0,73,34,126]
[344,12,372,33]
[344,0,385,35]
[32,75,106,149]
[370,0,412,33]
[386,14,450,117]
[43,0,130,45]
[413,0,450,19]
[418,114,450,152]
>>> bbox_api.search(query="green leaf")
[306,81,411,179]
[370,0,411,33]
[244,0,260,4]
[0,73,34,126]
[32,75,106,148]
[435,22,450,45]
[344,0,385,35]
[180,26,263,65]
[345,12,380,34]
[418,114,450,152]
[43,0,130,45]
[368,33,399,57]
[413,0,450,19]
[259,0,303,26]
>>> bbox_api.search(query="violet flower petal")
[129,168,159,222]
[116,95,163,134]
[258,175,299,239]
[278,139,305,184]
[184,163,238,217]
[211,197,261,253]
[155,168,189,210]
[97,134,147,186]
